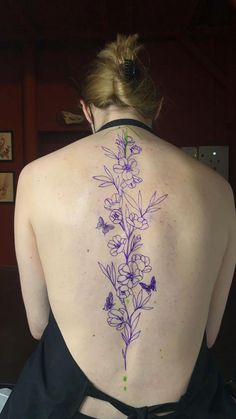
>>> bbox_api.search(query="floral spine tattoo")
[93,128,168,370]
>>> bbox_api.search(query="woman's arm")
[14,164,50,340]
[206,182,236,348]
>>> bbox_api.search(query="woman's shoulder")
[19,139,84,180]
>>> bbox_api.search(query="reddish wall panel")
[0,48,23,265]
[151,40,220,146]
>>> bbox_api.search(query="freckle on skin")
[87,249,90,252]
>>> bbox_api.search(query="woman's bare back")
[22,126,234,418]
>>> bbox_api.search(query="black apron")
[1,309,236,419]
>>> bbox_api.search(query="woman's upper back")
[23,125,235,411]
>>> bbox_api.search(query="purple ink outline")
[92,127,168,370]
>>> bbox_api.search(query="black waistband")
[97,118,155,134]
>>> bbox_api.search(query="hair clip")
[121,59,140,82]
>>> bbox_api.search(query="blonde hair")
[81,34,163,120]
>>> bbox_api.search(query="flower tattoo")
[93,127,168,370]
[107,235,127,256]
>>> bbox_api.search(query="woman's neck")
[91,105,152,132]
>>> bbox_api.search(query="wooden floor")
[0,266,235,385]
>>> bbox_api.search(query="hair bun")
[121,59,140,82]
[81,34,163,120]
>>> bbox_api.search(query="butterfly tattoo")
[96,216,115,235]
[139,276,157,294]
[103,292,115,311]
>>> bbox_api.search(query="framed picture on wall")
[0,131,13,161]
[0,172,15,203]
